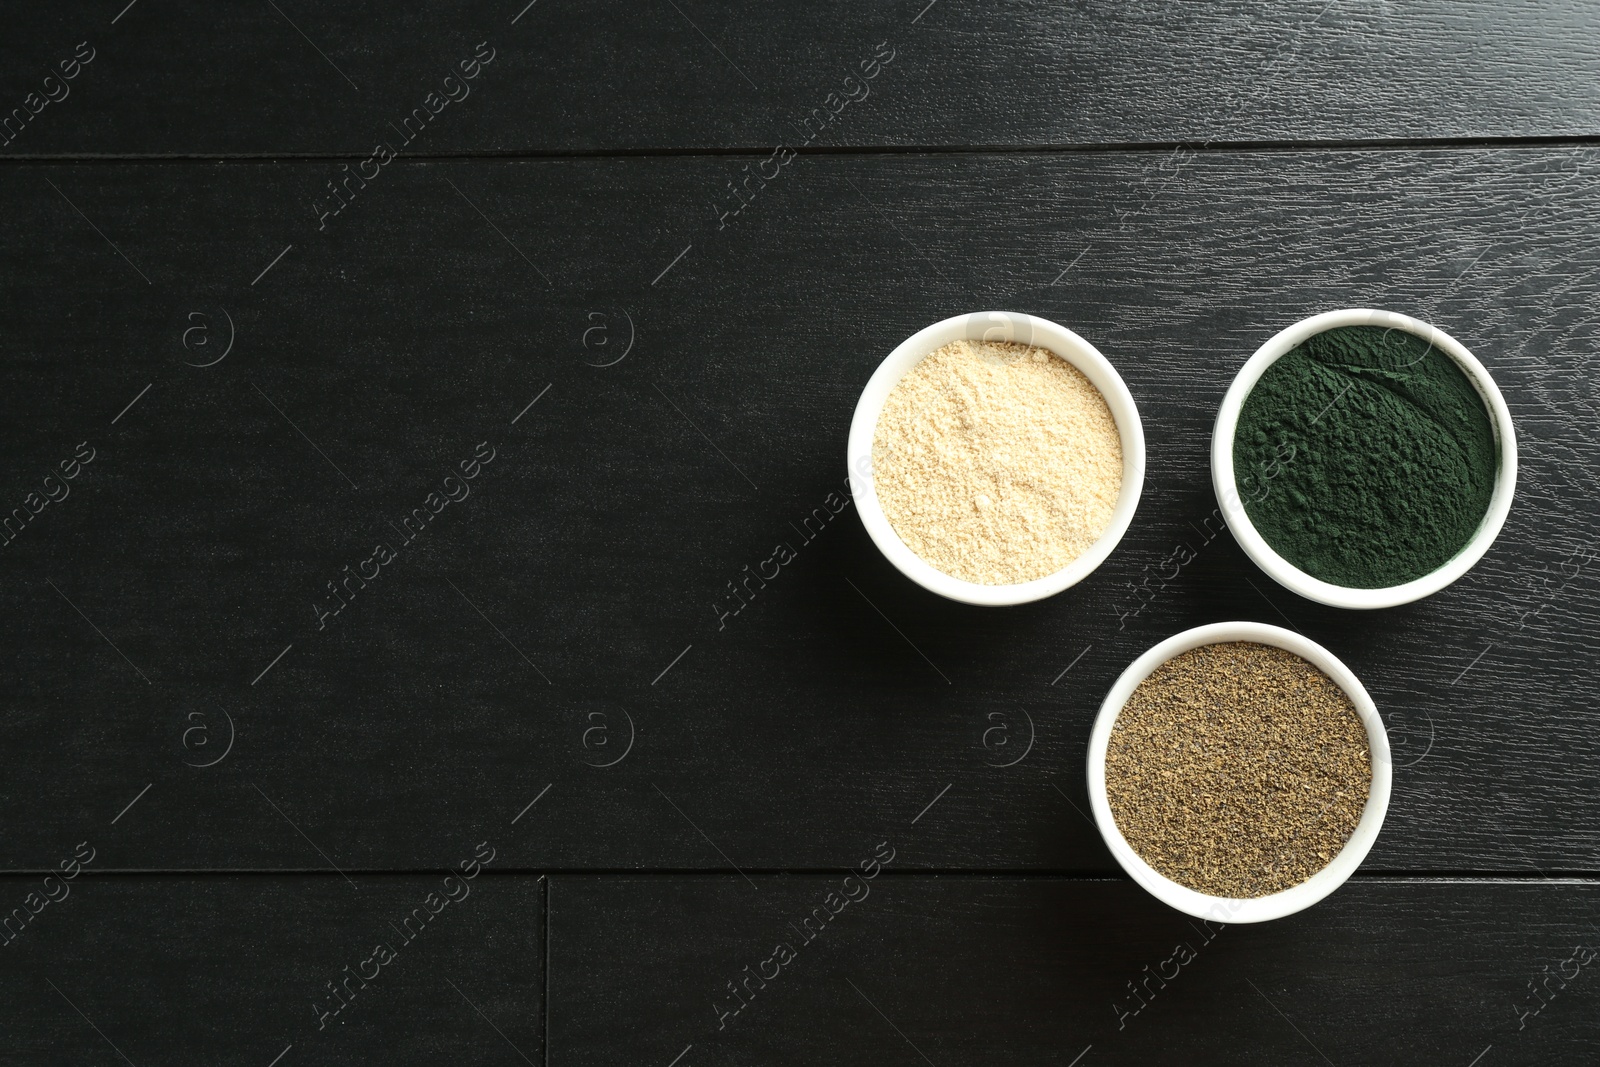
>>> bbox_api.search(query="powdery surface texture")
[871,338,1123,585]
[1105,642,1372,899]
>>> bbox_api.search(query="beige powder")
[872,338,1123,585]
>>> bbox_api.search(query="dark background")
[2,1,1598,1064]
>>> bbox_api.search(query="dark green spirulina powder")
[1233,325,1498,588]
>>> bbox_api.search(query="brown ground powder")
[1105,641,1371,898]
[871,339,1123,585]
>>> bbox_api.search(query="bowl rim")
[848,311,1146,606]
[1086,621,1392,923]
[1211,307,1518,609]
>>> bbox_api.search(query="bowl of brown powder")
[848,311,1144,605]
[1086,622,1391,922]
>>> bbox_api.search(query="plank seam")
[3,133,1600,165]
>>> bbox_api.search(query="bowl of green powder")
[1212,309,1517,609]
[1087,621,1392,923]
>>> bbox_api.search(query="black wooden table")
[3,2,1599,1064]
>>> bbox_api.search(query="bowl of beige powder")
[849,311,1144,605]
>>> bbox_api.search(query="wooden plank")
[2,2,1600,155]
[0,868,543,1065]
[1,146,1597,872]
[548,874,1600,1066]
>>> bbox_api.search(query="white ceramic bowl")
[1212,308,1517,609]
[1087,621,1391,923]
[848,311,1145,606]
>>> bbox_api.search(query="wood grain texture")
[549,875,1600,1066]
[1,1,1600,156]
[1,146,1598,874]
[0,871,543,1066]
[5,6,1600,1063]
